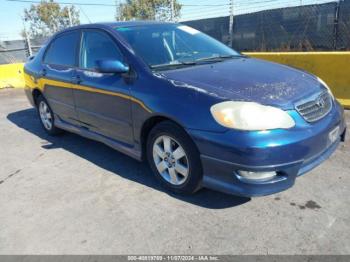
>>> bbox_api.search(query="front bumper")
[188,101,346,197]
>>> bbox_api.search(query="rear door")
[72,29,134,144]
[41,30,80,125]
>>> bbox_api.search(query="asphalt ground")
[0,88,349,255]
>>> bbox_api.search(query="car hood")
[157,57,323,110]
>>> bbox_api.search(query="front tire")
[36,95,63,136]
[147,121,203,194]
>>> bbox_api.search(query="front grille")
[295,91,332,122]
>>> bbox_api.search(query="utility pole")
[229,0,234,47]
[170,0,175,22]
[24,32,33,57]
[68,6,73,26]
[22,17,32,57]
[115,0,121,21]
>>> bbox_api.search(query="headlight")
[317,77,334,99]
[210,101,295,131]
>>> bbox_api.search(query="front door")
[41,30,80,125]
[73,29,134,145]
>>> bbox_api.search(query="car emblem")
[316,96,326,108]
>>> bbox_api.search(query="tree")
[116,0,181,22]
[23,0,80,38]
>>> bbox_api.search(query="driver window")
[80,30,123,70]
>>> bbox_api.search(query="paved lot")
[0,88,349,255]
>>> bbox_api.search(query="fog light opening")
[237,170,277,182]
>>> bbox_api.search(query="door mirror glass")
[95,60,129,74]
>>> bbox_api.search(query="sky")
[0,0,335,40]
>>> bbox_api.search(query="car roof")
[102,21,175,27]
[65,21,176,31]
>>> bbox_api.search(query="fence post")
[24,32,32,58]
[333,0,341,50]
[229,0,234,47]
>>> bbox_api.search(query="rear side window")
[80,30,123,70]
[44,31,80,67]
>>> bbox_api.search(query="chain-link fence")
[338,0,350,50]
[0,37,47,65]
[0,40,28,64]
[184,0,350,52]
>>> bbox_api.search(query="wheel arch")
[32,88,43,107]
[140,114,195,161]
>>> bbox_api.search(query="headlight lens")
[210,101,295,131]
[317,77,334,99]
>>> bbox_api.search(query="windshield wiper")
[195,54,243,63]
[150,60,197,70]
[150,54,244,70]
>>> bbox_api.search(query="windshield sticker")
[177,25,199,35]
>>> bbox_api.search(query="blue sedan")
[24,21,346,197]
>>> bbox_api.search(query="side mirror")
[95,60,129,74]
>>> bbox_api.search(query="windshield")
[115,24,241,69]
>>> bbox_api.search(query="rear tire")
[36,95,63,136]
[147,121,203,194]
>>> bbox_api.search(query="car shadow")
[7,108,250,209]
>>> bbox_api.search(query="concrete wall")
[0,63,24,89]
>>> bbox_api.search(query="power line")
[79,5,91,23]
[6,0,230,7]
[6,0,117,6]
[181,4,230,6]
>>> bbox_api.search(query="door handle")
[71,75,82,84]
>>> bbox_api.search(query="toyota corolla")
[24,22,347,197]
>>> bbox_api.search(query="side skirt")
[54,116,142,161]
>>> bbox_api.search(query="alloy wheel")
[152,135,189,186]
[39,101,53,130]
